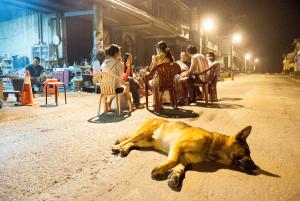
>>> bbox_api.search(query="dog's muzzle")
[233,156,260,174]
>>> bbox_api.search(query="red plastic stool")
[45,81,67,106]
[44,78,59,95]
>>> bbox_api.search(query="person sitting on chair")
[206,51,220,76]
[181,45,209,102]
[176,50,191,72]
[146,41,175,109]
[25,56,46,92]
[206,51,220,102]
[92,50,106,75]
[100,44,133,112]
[175,50,192,105]
[123,53,144,109]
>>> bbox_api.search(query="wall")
[0,12,38,60]
[0,11,52,63]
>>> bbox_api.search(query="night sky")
[184,0,300,72]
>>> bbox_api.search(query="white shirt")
[100,58,124,87]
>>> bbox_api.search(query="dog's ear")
[236,126,252,141]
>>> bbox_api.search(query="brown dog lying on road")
[112,118,260,189]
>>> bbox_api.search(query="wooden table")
[0,75,19,100]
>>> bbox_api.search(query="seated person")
[206,51,220,101]
[182,45,209,102]
[100,44,133,112]
[25,56,46,91]
[175,50,191,104]
[146,41,175,108]
[92,49,106,76]
[176,50,191,72]
[206,51,220,75]
[123,53,144,109]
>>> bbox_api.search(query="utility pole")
[199,28,203,54]
[93,2,104,54]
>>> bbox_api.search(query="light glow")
[202,18,215,32]
[232,33,242,44]
[245,53,252,60]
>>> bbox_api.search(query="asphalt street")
[0,74,300,201]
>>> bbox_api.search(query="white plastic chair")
[93,72,132,116]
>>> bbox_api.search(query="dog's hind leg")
[168,163,186,189]
[151,143,181,178]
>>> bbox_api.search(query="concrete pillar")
[55,13,62,61]
[61,15,68,63]
[93,2,104,55]
[55,13,61,39]
[38,13,43,44]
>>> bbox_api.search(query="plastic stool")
[44,78,59,95]
[45,82,67,106]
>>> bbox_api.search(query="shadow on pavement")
[40,104,57,108]
[259,169,280,178]
[218,97,243,101]
[88,112,131,123]
[113,149,280,193]
[196,102,245,109]
[191,162,279,176]
[147,107,200,119]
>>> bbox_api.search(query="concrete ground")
[0,74,300,201]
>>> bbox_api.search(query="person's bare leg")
[179,79,189,105]
[106,96,114,112]
[123,85,133,112]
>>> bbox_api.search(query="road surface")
[0,74,300,201]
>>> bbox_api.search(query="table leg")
[46,84,48,106]
[55,84,58,106]
[64,85,67,104]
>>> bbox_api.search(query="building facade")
[0,0,195,69]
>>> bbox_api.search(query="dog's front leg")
[168,163,186,189]
[151,144,181,179]
[118,140,154,157]
[113,139,154,156]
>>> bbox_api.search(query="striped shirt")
[191,54,209,81]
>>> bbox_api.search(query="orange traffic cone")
[20,71,34,106]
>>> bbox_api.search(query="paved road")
[0,74,300,201]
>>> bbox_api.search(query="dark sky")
[184,0,300,72]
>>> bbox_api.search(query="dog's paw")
[151,167,168,180]
[111,146,120,155]
[120,149,129,157]
[168,173,180,189]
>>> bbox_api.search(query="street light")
[231,33,242,80]
[202,19,215,32]
[199,18,215,54]
[232,33,242,44]
[244,53,252,72]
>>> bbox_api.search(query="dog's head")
[227,126,260,174]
